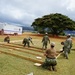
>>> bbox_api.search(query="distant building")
[64,30,75,36]
[0,22,22,35]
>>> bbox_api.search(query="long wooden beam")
[0,43,44,53]
[0,44,61,65]
[0,50,43,64]
[0,43,61,58]
[0,45,44,57]
[10,43,42,50]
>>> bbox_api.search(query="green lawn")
[0,34,75,75]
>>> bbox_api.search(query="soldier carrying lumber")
[22,37,33,47]
[4,35,10,43]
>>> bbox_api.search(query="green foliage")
[32,13,75,35]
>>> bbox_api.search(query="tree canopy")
[31,13,75,35]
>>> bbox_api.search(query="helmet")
[51,42,55,46]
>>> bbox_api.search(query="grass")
[0,34,75,75]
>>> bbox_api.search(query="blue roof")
[64,30,75,35]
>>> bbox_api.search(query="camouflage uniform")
[63,35,72,59]
[67,37,72,54]
[42,34,50,50]
[22,37,33,47]
[4,35,10,43]
[42,42,57,71]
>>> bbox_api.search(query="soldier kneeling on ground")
[4,35,10,43]
[42,42,57,71]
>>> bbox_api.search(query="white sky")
[0,0,75,27]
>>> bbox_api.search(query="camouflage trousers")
[24,42,30,47]
[42,57,57,69]
[63,48,69,59]
[42,42,48,50]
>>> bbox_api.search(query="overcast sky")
[0,0,75,27]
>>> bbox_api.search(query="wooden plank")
[0,43,44,53]
[0,45,44,57]
[0,50,43,64]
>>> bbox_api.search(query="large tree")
[31,13,75,35]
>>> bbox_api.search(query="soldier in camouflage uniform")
[67,34,72,54]
[61,34,72,59]
[42,33,50,50]
[42,42,57,71]
[22,37,33,47]
[4,35,10,43]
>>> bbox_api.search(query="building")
[64,30,75,36]
[0,22,22,35]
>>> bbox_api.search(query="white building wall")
[0,23,4,30]
[0,23,22,35]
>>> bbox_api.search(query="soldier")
[4,35,10,43]
[61,34,72,59]
[67,34,72,54]
[42,33,50,50]
[42,42,57,71]
[22,37,33,47]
